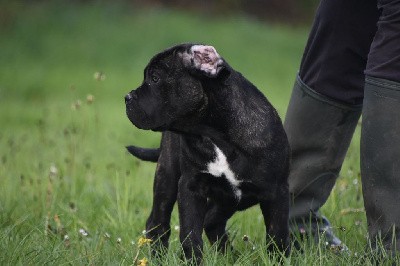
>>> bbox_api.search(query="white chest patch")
[205,144,242,200]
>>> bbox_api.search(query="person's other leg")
[285,0,379,249]
[362,0,400,254]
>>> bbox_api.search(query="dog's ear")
[179,45,225,78]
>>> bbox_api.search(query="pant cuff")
[296,75,363,111]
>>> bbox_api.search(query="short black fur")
[125,43,291,263]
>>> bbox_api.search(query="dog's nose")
[125,93,133,103]
[125,91,138,103]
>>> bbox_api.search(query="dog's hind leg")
[145,132,181,251]
[259,185,290,256]
[204,201,235,253]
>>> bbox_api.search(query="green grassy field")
[0,2,396,265]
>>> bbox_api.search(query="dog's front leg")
[204,201,236,253]
[259,185,290,256]
[145,161,179,251]
[178,176,207,264]
[145,132,181,251]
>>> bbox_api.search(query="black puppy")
[125,44,290,262]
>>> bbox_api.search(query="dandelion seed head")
[117,237,122,244]
[94,71,106,81]
[71,100,82,110]
[86,94,95,104]
[79,228,88,237]
[347,169,353,176]
[50,164,58,176]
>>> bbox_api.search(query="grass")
[0,1,398,265]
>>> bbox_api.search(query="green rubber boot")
[284,76,362,251]
[361,76,400,255]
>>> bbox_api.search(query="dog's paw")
[181,45,224,77]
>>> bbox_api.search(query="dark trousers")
[300,0,400,105]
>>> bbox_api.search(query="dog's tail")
[126,145,160,162]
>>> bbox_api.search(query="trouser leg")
[288,0,378,221]
[300,0,379,105]
[365,0,400,83]
[285,0,379,249]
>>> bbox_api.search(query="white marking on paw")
[205,144,242,200]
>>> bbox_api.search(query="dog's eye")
[151,75,159,83]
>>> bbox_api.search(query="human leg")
[285,0,379,248]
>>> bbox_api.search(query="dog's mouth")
[126,104,150,128]
[128,119,166,132]
[151,124,168,132]
[126,104,168,132]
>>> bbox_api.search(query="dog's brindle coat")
[125,44,290,262]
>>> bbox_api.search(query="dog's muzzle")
[125,91,137,104]
[124,93,132,103]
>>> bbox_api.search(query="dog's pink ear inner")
[181,45,224,77]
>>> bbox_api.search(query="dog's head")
[125,43,229,131]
